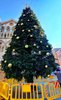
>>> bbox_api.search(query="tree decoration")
[23,14,25,16]
[48,75,50,77]
[22,30,24,32]
[21,19,23,21]
[25,44,29,48]
[46,52,50,56]
[28,19,30,21]
[30,34,33,37]
[28,30,31,32]
[31,14,33,16]
[13,49,15,52]
[45,65,48,68]
[12,49,16,55]
[38,51,41,54]
[4,60,7,63]
[7,45,10,48]
[18,24,20,26]
[37,46,39,48]
[46,45,48,48]
[33,43,36,46]
[8,63,12,68]
[40,41,42,43]
[34,25,38,29]
[34,51,36,54]
[1,7,56,83]
[15,34,16,36]
[16,36,20,39]
[0,63,1,66]
[14,28,16,31]
[41,33,44,37]
[21,23,23,25]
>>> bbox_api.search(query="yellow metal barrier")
[11,83,44,100]
[0,81,61,100]
[44,82,61,100]
[2,78,18,85]
[0,82,9,100]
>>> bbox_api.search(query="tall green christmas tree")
[1,7,57,82]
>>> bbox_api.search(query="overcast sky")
[0,0,61,48]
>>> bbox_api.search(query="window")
[1,33,3,37]
[6,26,10,31]
[10,33,12,37]
[4,34,6,38]
[9,22,13,26]
[2,26,4,32]
[7,33,9,37]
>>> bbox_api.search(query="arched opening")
[1,26,4,32]
[6,26,10,32]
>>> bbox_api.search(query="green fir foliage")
[1,7,57,82]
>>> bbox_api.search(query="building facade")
[0,19,17,62]
[52,48,61,66]
[0,19,61,66]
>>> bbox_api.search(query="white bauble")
[39,51,41,54]
[16,36,20,39]
[21,23,23,25]
[46,52,50,56]
[28,30,31,32]
[22,30,24,32]
[30,35,33,37]
[33,43,36,46]
[45,65,48,68]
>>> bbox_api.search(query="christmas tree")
[1,7,57,82]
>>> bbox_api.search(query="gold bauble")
[41,34,44,37]
[25,45,29,48]
[31,14,33,16]
[13,49,15,52]
[8,63,12,68]
[0,63,1,66]
[48,75,50,77]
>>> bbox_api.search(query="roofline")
[1,19,17,25]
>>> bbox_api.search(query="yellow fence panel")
[0,82,9,100]
[44,82,61,100]
[11,83,44,100]
[0,81,61,100]
[22,84,31,92]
